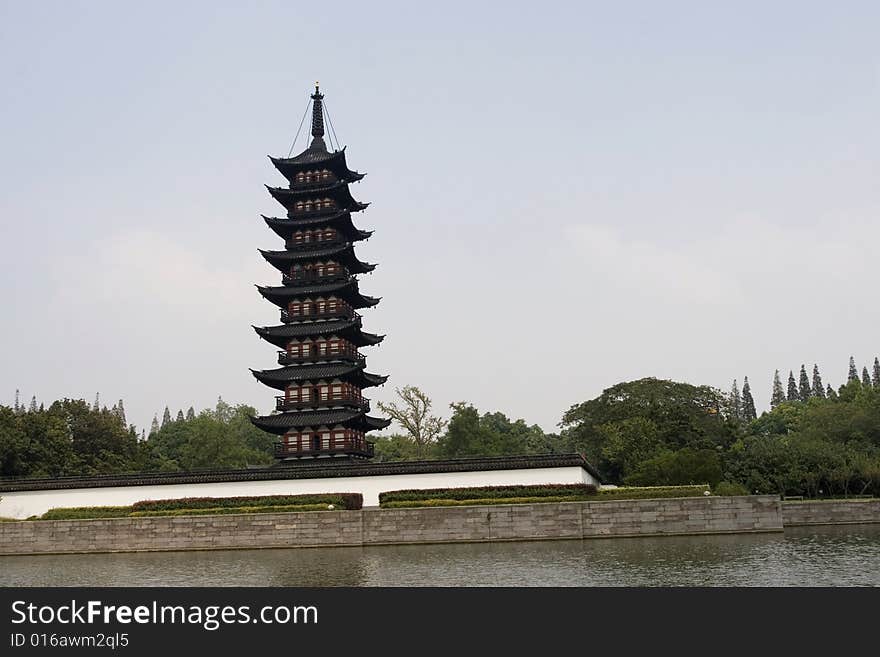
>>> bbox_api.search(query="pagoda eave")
[251,364,388,390]
[250,409,391,435]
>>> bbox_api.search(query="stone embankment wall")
[0,495,785,556]
[782,499,880,526]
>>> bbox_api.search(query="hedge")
[594,485,710,500]
[382,495,593,508]
[130,493,363,512]
[128,504,334,517]
[39,506,134,520]
[379,484,597,504]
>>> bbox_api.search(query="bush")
[712,481,750,496]
[382,495,593,508]
[594,485,710,500]
[39,506,134,520]
[129,504,333,517]
[130,493,362,511]
[379,484,596,504]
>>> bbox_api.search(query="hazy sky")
[1,1,878,436]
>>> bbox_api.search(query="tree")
[560,378,735,483]
[161,406,171,427]
[150,415,160,436]
[771,370,786,409]
[729,380,742,422]
[376,386,446,459]
[13,389,21,414]
[826,384,837,400]
[862,367,871,388]
[116,399,126,427]
[811,365,826,399]
[873,357,880,389]
[741,377,757,421]
[28,396,37,413]
[186,406,196,421]
[93,393,100,412]
[798,365,811,402]
[848,356,859,383]
[787,371,798,402]
[624,448,723,487]
[176,409,185,422]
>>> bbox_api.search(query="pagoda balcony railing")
[274,441,374,459]
[290,177,338,190]
[274,395,370,412]
[280,306,359,323]
[277,349,365,367]
[287,206,340,219]
[282,269,349,286]
[284,237,345,251]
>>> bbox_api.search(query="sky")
[1,1,878,436]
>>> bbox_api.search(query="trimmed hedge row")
[594,485,710,500]
[130,494,362,511]
[129,504,332,517]
[37,493,362,520]
[379,484,597,504]
[382,495,593,509]
[40,506,133,520]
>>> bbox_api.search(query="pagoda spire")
[310,82,326,149]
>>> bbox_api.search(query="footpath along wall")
[0,495,784,556]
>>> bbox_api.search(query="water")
[2,525,878,586]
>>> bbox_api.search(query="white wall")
[0,466,597,519]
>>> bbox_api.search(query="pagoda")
[250,84,390,461]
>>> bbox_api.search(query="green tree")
[186,406,196,421]
[848,356,859,383]
[862,367,872,388]
[560,378,734,483]
[826,384,837,400]
[624,448,723,487]
[771,370,786,409]
[811,365,826,399]
[741,377,757,421]
[729,380,742,423]
[787,371,798,401]
[161,406,171,427]
[798,365,811,402]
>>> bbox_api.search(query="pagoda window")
[331,384,343,399]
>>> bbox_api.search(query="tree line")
[2,354,879,498]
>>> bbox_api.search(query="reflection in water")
[2,525,878,587]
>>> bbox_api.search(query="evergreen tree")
[826,384,837,400]
[29,395,37,413]
[873,357,880,389]
[13,389,21,414]
[811,365,825,399]
[176,409,185,422]
[741,377,757,421]
[729,380,742,422]
[161,406,171,427]
[93,393,100,412]
[787,371,798,401]
[186,406,195,421]
[150,415,160,435]
[116,399,126,427]
[140,429,146,441]
[848,356,859,382]
[862,367,871,388]
[770,370,786,409]
[798,365,811,402]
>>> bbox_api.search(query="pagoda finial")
[310,83,326,149]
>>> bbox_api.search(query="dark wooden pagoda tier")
[250,84,389,462]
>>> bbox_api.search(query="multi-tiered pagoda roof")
[250,84,390,461]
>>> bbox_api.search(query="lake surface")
[2,525,878,586]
